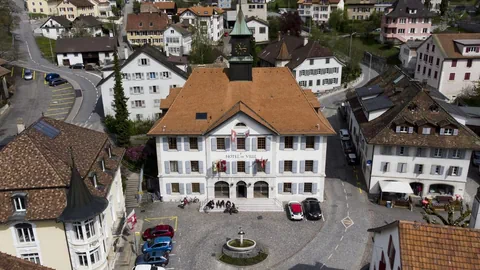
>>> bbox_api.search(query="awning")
[379,180,414,194]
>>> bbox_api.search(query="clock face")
[234,42,248,55]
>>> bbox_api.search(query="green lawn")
[35,37,56,63]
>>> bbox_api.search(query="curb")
[0,104,10,116]
[65,89,83,123]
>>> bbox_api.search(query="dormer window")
[408,103,418,112]
[13,195,26,212]
[396,126,409,133]
[422,127,431,135]
[429,104,439,112]
[441,127,458,136]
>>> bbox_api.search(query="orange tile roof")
[154,1,175,9]
[304,89,321,108]
[433,33,480,59]
[160,87,182,109]
[178,6,223,17]
[0,251,54,270]
[149,67,335,135]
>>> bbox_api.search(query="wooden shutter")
[292,183,298,194]
[395,126,401,133]
[211,138,217,151]
[439,128,445,135]
[164,161,170,174]
[184,137,190,151]
[300,160,305,173]
[266,161,271,174]
[301,136,306,150]
[277,183,283,193]
[199,183,205,194]
[225,138,231,150]
[312,183,318,194]
[163,137,168,151]
[313,160,319,173]
[292,160,298,173]
[231,138,237,151]
[279,160,284,173]
[314,136,320,150]
[245,137,251,151]
[198,137,203,151]
[176,137,182,151]
[232,161,237,174]
[179,183,185,194]
[185,161,191,174]
[298,183,304,194]
[245,162,250,174]
[252,137,257,151]
[177,161,183,173]
[166,183,171,194]
[226,162,231,174]
[199,161,204,174]
[266,136,271,151]
[186,183,192,194]
[280,137,285,150]
[453,129,459,135]
[408,126,414,133]
[293,136,299,150]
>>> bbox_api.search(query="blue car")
[142,236,173,254]
[135,251,169,267]
[45,73,60,82]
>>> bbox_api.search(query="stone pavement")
[114,219,144,270]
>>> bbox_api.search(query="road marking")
[51,86,72,91]
[49,101,74,106]
[44,111,69,116]
[346,203,349,208]
[322,214,325,222]
[47,107,71,111]
[144,216,178,231]
[52,92,75,97]
[340,235,344,241]
[52,96,75,101]
[168,254,176,256]
[33,71,36,80]
[335,245,339,250]
[327,253,333,260]
[345,195,348,200]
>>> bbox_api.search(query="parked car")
[49,78,68,86]
[45,73,60,82]
[132,265,165,270]
[472,151,480,167]
[70,63,84,69]
[135,251,169,267]
[85,63,95,71]
[302,198,322,220]
[24,69,33,80]
[341,140,354,153]
[142,236,173,254]
[142,225,174,241]
[287,201,304,221]
[339,129,350,141]
[346,153,358,165]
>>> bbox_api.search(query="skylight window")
[196,113,207,120]
[33,120,60,139]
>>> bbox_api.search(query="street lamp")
[349,32,357,61]
[366,51,373,81]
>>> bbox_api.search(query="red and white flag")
[245,129,250,138]
[231,129,237,142]
[126,210,137,231]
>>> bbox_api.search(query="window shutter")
[245,162,250,174]
[211,138,217,151]
[186,183,192,194]
[414,164,419,174]
[278,183,283,193]
[166,183,171,194]
[253,163,258,174]
[313,160,318,173]
[266,136,271,151]
[404,147,410,156]
[147,59,150,65]
[299,183,304,194]
[301,136,306,150]
[395,126,401,133]
[280,137,285,150]
[439,128,445,135]
[439,166,444,175]
[184,138,190,151]
[245,138,251,151]
[312,183,318,194]
[408,127,413,134]
[176,137,182,151]
[177,161,183,173]
[155,72,159,78]
[292,160,298,173]
[292,183,298,194]
[226,138,231,150]
[199,161,204,174]
[300,160,305,173]
[266,161,271,174]
[396,147,401,155]
[447,166,452,176]
[231,139,237,151]
[381,162,386,172]
[430,149,436,157]
[279,160,284,173]
[179,183,185,194]
[226,162,231,174]
[131,100,135,107]
[232,161,237,174]
[293,137,299,150]
[198,137,203,151]
[164,161,170,174]
[200,183,205,194]
[460,149,466,159]
[397,163,402,173]
[252,138,257,151]
[453,129,459,135]
[163,137,168,151]
[430,165,436,175]
[149,86,152,93]
[458,167,463,176]
[141,100,145,107]
[314,136,320,150]
[185,161,191,174]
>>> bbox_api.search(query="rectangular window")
[237,161,246,173]
[428,69,431,77]
[444,128,454,135]
[397,163,407,173]
[436,58,440,65]
[191,161,199,172]
[304,183,313,193]
[409,28,415,33]
[422,127,431,135]
[148,72,157,79]
[134,72,143,80]
[416,147,424,156]
[192,183,200,193]
[452,60,457,67]
[433,148,442,157]
[465,73,470,80]
[451,149,460,158]
[399,126,408,133]
[427,44,430,51]
[309,80,313,87]
[422,28,428,33]
[306,136,315,149]
[13,197,26,211]
[90,248,100,265]
[387,236,396,269]
[381,162,389,172]
[84,218,95,239]
[423,66,426,75]
[417,65,420,72]
[217,138,226,150]
[171,183,180,193]
[434,165,441,174]
[237,138,245,150]
[449,73,455,80]
[168,137,177,149]
[434,71,438,79]
[21,253,40,264]
[467,59,472,67]
[283,183,292,193]
[17,226,35,243]
[326,58,330,64]
[73,222,84,240]
[189,137,198,150]
[451,166,460,176]
[284,136,294,149]
[398,146,406,155]
[257,137,266,150]
[162,71,171,79]
[259,27,266,33]
[284,160,293,172]
[78,252,88,266]
[170,161,178,173]
[305,160,314,172]
[415,164,424,174]
[310,59,314,65]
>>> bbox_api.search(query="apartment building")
[345,0,375,20]
[346,66,480,202]
[55,36,116,67]
[126,12,169,47]
[380,0,432,44]
[236,0,267,21]
[414,33,480,100]
[297,0,344,24]
[98,45,188,121]
[177,6,224,42]
[25,0,61,15]
[56,0,98,20]
[163,24,192,56]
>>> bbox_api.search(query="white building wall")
[164,27,192,56]
[369,226,401,270]
[399,43,417,71]
[294,56,343,93]
[179,12,223,42]
[42,27,67,40]
[238,2,267,21]
[100,52,187,121]
[247,20,268,43]
[156,113,328,202]
[57,53,84,66]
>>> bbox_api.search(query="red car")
[142,225,174,241]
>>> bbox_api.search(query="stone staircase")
[202,198,284,212]
[124,172,140,209]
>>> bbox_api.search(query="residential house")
[98,45,188,121]
[414,33,480,100]
[368,220,480,270]
[126,12,169,47]
[259,34,343,93]
[40,16,72,40]
[95,0,114,18]
[147,10,335,207]
[56,0,98,21]
[0,251,53,269]
[374,0,394,13]
[297,0,344,24]
[140,1,177,17]
[0,117,125,270]
[178,6,224,42]
[346,66,480,203]
[399,40,422,73]
[237,0,267,21]
[380,0,433,44]
[25,0,61,15]
[40,15,108,40]
[55,36,117,67]
[246,17,269,43]
[345,0,375,20]
[163,24,192,57]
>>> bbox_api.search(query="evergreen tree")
[112,52,131,146]
[440,0,448,16]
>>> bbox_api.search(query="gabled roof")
[258,35,304,65]
[286,41,334,69]
[55,36,117,53]
[368,220,480,269]
[160,87,182,110]
[403,40,423,49]
[246,16,269,26]
[126,12,169,32]
[167,23,191,36]
[148,67,335,136]
[41,16,72,28]
[153,1,176,9]
[344,0,375,5]
[62,0,94,7]
[97,44,188,87]
[386,0,433,18]
[73,15,103,27]
[431,33,480,59]
[178,6,224,17]
[0,251,54,270]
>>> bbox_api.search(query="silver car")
[24,69,33,80]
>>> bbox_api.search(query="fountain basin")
[226,238,256,251]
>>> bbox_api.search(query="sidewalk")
[114,219,144,270]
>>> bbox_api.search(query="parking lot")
[136,201,325,270]
[41,73,75,120]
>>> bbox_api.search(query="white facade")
[179,11,224,42]
[247,19,269,43]
[40,18,68,40]
[56,51,113,67]
[163,26,192,56]
[399,43,417,72]
[156,114,328,202]
[297,0,344,24]
[414,36,480,100]
[369,226,401,270]
[237,0,267,21]
[294,56,343,93]
[100,52,187,121]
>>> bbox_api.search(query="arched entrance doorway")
[254,181,269,198]
[236,181,247,198]
[410,182,424,196]
[215,181,230,198]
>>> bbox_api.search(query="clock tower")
[228,7,253,81]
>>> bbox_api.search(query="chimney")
[93,174,98,188]
[101,158,106,172]
[278,31,281,41]
[304,36,308,46]
[124,46,129,59]
[17,118,25,134]
[107,145,112,158]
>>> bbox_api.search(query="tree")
[422,200,471,227]
[70,21,91,38]
[268,16,280,40]
[424,0,432,10]
[440,0,448,16]
[368,11,382,31]
[189,26,215,64]
[112,52,131,146]
[133,0,141,14]
[328,9,347,32]
[279,11,303,36]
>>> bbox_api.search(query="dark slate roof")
[167,55,188,65]
[246,16,269,26]
[258,35,304,65]
[346,66,480,149]
[404,40,423,49]
[73,15,103,27]
[41,16,72,28]
[65,0,94,7]
[386,0,434,18]
[286,41,334,69]
[169,23,191,36]
[435,99,468,118]
[362,95,394,112]
[97,44,188,86]
[461,106,480,118]
[356,84,384,98]
[55,36,117,53]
